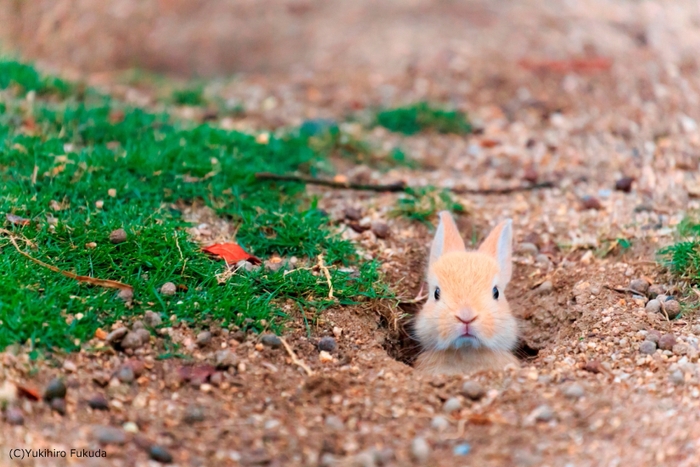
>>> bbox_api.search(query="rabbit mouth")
[453,334,481,349]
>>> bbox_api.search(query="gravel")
[629,279,649,295]
[659,334,677,351]
[410,437,431,463]
[43,378,66,401]
[371,221,390,239]
[106,327,128,346]
[196,331,212,347]
[517,242,539,256]
[144,311,163,327]
[318,336,337,352]
[442,397,462,413]
[562,383,585,399]
[530,404,555,422]
[88,394,110,410]
[50,398,66,415]
[431,415,450,431]
[460,381,486,400]
[535,280,553,295]
[214,349,239,369]
[261,334,282,348]
[670,370,685,385]
[645,299,661,314]
[663,300,681,320]
[149,445,174,463]
[639,341,657,355]
[648,284,666,298]
[121,331,144,349]
[94,426,127,445]
[116,365,135,383]
[109,228,128,244]
[183,405,206,423]
[4,407,24,425]
[160,282,177,296]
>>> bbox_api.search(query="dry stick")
[255,172,554,195]
[317,254,334,299]
[1,229,133,292]
[280,337,314,376]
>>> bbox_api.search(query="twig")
[1,229,133,292]
[280,337,313,376]
[604,285,645,296]
[255,172,555,195]
[317,254,334,299]
[256,172,406,192]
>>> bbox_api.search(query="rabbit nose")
[455,313,478,325]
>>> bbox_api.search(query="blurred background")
[2,0,700,78]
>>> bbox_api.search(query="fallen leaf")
[6,214,30,226]
[203,242,261,265]
[15,383,41,401]
[95,328,108,340]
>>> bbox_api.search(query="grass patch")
[390,187,466,226]
[0,60,72,97]
[659,217,700,282]
[171,85,206,106]
[0,60,391,351]
[376,102,472,135]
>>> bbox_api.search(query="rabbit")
[414,211,519,375]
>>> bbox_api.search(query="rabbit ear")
[430,211,466,266]
[478,219,513,285]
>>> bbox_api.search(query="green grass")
[0,59,391,351]
[659,217,700,282]
[171,85,206,106]
[376,102,472,135]
[390,187,466,226]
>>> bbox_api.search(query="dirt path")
[4,1,700,466]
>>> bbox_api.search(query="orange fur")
[414,213,518,375]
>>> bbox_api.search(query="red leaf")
[202,242,261,265]
[15,383,41,401]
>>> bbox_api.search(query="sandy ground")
[4,1,700,466]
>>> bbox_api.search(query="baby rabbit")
[414,211,519,375]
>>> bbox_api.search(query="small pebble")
[196,331,212,347]
[431,415,450,431]
[4,407,24,425]
[332,327,342,338]
[121,331,143,350]
[160,282,177,296]
[410,437,431,463]
[646,330,661,344]
[50,397,66,415]
[460,381,485,400]
[659,334,677,351]
[62,360,77,372]
[517,242,538,256]
[131,320,145,330]
[581,195,603,210]
[236,259,255,272]
[344,206,362,221]
[319,351,333,363]
[648,284,666,298]
[144,311,163,327]
[123,421,139,433]
[43,378,67,402]
[94,426,127,445]
[371,221,390,239]
[134,328,151,346]
[453,443,471,456]
[663,300,681,320]
[88,394,110,410]
[106,327,128,346]
[562,383,585,399]
[615,176,635,193]
[183,405,206,423]
[531,404,555,422]
[645,299,661,314]
[629,279,649,295]
[442,397,462,414]
[670,370,685,385]
[639,340,657,355]
[109,228,128,244]
[261,334,282,348]
[535,280,553,295]
[214,349,239,369]
[535,254,551,269]
[265,258,285,272]
[117,288,134,302]
[116,365,135,383]
[325,415,345,430]
[93,372,110,387]
[149,445,173,464]
[318,337,337,352]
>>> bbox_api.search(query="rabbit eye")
[492,286,499,300]
[434,287,441,301]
